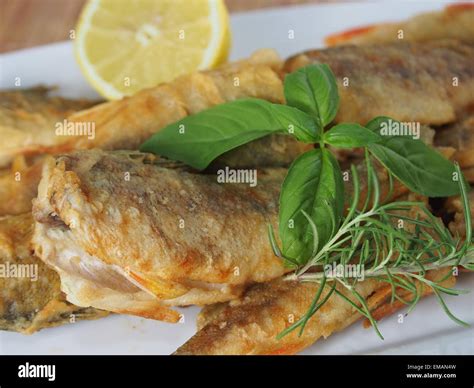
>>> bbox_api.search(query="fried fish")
[31,148,417,323]
[3,50,308,170]
[174,268,455,355]
[0,88,99,217]
[0,213,108,334]
[284,41,474,126]
[0,51,310,333]
[0,50,309,223]
[0,50,310,211]
[32,150,288,322]
[0,87,99,167]
[325,3,474,46]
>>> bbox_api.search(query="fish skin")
[0,87,100,217]
[174,269,455,355]
[32,150,289,321]
[0,87,99,167]
[0,51,309,218]
[175,189,459,355]
[284,41,474,126]
[0,213,108,334]
[325,4,474,46]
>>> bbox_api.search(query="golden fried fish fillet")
[0,213,108,334]
[174,268,455,355]
[32,150,289,322]
[0,87,99,167]
[284,41,474,126]
[325,3,474,46]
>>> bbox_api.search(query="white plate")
[0,0,473,355]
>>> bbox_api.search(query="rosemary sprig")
[274,157,473,339]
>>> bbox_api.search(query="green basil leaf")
[273,104,322,143]
[140,98,320,170]
[365,116,393,134]
[279,148,344,265]
[324,123,381,148]
[366,117,461,197]
[284,64,339,127]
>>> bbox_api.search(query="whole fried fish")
[284,41,474,126]
[1,50,308,170]
[32,149,415,323]
[32,150,288,322]
[174,268,455,355]
[326,4,474,46]
[0,213,108,334]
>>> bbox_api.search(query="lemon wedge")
[75,0,230,99]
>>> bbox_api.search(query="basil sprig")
[279,149,344,264]
[141,64,463,265]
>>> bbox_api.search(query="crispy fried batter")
[0,51,309,332]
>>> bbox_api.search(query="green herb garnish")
[141,63,472,337]
[277,160,473,339]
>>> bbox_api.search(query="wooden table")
[0,0,337,53]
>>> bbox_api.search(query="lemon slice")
[75,0,231,99]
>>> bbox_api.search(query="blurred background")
[0,0,346,53]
